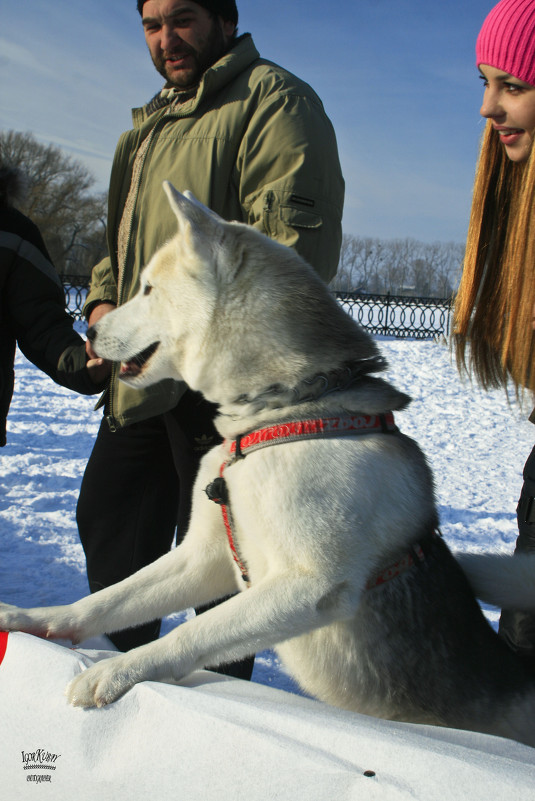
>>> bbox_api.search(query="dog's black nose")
[86,326,96,343]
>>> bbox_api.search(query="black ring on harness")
[234,434,245,460]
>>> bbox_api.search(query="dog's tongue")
[118,342,160,378]
[120,361,141,377]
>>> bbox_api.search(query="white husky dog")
[2,184,535,746]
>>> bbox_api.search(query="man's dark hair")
[137,1,238,26]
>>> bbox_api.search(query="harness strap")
[205,468,250,585]
[229,412,397,461]
[365,532,440,590]
[206,413,399,585]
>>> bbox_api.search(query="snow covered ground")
[1,335,535,798]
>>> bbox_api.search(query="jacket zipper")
[105,121,164,432]
[263,190,275,237]
[105,99,205,430]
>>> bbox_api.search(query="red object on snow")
[0,631,8,666]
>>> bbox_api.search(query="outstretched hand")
[84,302,116,380]
[86,356,112,384]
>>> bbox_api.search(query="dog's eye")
[143,284,152,296]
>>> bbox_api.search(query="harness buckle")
[205,477,229,505]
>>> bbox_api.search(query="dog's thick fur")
[2,184,535,746]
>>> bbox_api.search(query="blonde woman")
[454,0,535,668]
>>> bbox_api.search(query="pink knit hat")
[476,0,535,85]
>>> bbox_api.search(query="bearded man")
[79,0,344,675]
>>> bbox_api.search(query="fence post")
[383,292,390,337]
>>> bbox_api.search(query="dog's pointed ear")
[182,190,225,223]
[163,181,245,281]
[163,181,223,233]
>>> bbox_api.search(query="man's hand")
[86,356,112,384]
[85,302,116,359]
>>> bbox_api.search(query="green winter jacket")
[85,34,345,429]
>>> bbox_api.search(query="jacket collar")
[131,34,259,127]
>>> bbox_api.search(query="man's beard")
[152,20,228,90]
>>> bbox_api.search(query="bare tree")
[333,232,463,298]
[421,241,464,298]
[0,130,107,277]
[381,238,416,294]
[333,235,384,292]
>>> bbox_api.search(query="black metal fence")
[62,276,89,322]
[336,291,452,339]
[61,276,452,339]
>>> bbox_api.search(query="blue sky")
[1,0,496,243]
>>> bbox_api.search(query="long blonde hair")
[453,119,535,393]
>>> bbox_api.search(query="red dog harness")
[228,412,397,460]
[205,412,437,587]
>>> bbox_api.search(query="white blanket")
[0,631,534,800]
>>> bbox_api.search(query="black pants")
[76,389,254,680]
[498,443,535,670]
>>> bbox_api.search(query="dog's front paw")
[66,656,139,708]
[0,602,45,635]
[0,601,83,642]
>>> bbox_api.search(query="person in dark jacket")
[0,166,108,446]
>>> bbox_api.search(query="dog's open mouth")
[119,342,160,378]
